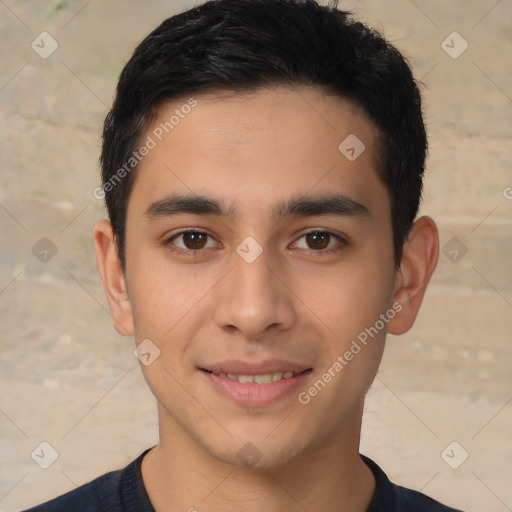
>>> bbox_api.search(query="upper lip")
[201,359,312,375]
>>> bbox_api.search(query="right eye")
[164,230,220,255]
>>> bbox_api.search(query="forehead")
[129,86,387,217]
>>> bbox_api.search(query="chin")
[205,431,308,470]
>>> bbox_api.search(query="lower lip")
[201,369,312,407]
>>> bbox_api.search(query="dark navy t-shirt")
[24,448,464,512]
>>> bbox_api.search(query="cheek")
[299,271,391,423]
[290,259,393,340]
[127,246,213,335]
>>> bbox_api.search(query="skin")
[94,86,439,512]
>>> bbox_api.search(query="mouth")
[199,364,313,407]
[201,368,312,384]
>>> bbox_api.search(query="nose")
[213,245,297,341]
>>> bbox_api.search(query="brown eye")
[181,231,208,250]
[167,230,217,253]
[305,231,331,250]
[292,230,345,253]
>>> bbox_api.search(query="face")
[111,87,402,468]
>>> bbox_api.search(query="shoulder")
[23,468,123,512]
[22,449,151,512]
[362,455,465,512]
[393,484,465,512]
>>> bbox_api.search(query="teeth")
[214,371,297,383]
[254,374,272,384]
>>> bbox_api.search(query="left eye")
[293,231,344,251]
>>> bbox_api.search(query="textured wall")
[0,1,511,511]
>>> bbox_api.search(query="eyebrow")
[143,192,370,221]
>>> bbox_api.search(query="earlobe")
[93,220,135,336]
[388,216,439,335]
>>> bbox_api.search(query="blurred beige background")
[0,1,511,511]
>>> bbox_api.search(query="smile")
[201,368,313,407]
[205,370,298,384]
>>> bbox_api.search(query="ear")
[93,220,134,336]
[387,216,439,335]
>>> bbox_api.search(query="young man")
[27,0,464,510]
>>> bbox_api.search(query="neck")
[141,403,375,512]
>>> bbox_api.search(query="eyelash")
[163,229,346,257]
